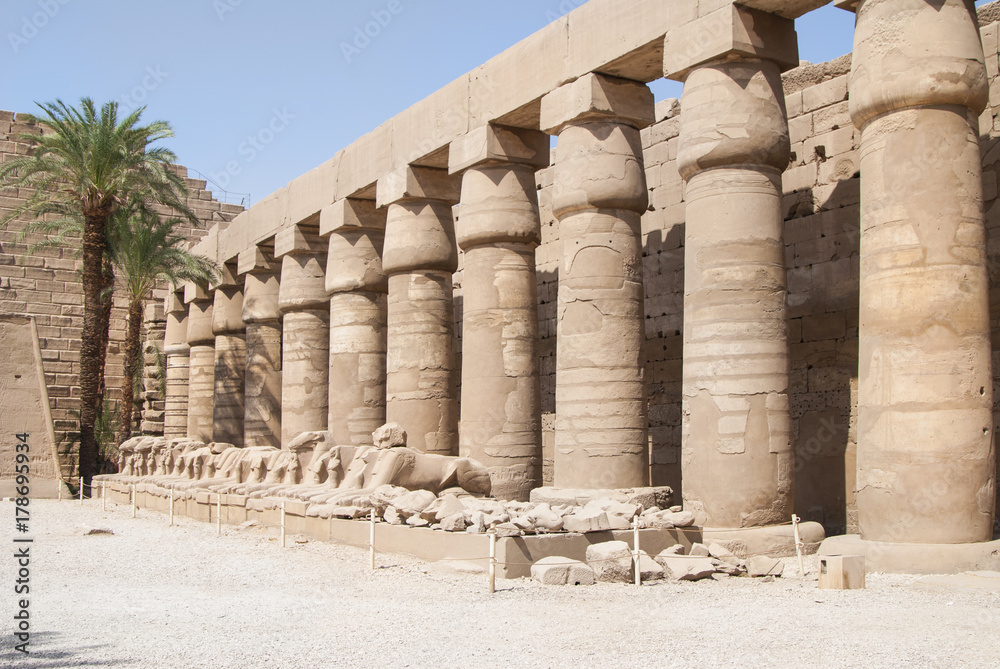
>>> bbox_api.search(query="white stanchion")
[369,509,376,571]
[488,531,497,594]
[633,515,641,586]
[792,514,806,577]
[101,482,106,512]
[280,501,286,548]
[79,476,83,505]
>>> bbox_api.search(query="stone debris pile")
[529,540,787,585]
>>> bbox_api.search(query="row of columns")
[159,0,995,545]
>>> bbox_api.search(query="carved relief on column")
[377,166,460,455]
[321,198,387,447]
[449,124,548,500]
[212,272,246,447]
[540,73,654,489]
[666,4,799,528]
[163,289,189,440]
[239,245,282,450]
[844,0,994,543]
[276,224,330,447]
[184,284,215,444]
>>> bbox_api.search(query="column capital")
[540,73,654,135]
[376,165,461,208]
[663,4,798,82]
[183,282,211,304]
[165,288,186,315]
[319,197,385,237]
[448,124,549,174]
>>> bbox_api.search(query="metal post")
[280,501,286,548]
[633,515,641,586]
[79,476,83,505]
[369,509,376,571]
[792,514,806,577]
[216,494,222,535]
[488,531,497,594]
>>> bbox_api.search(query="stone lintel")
[539,72,654,135]
[273,224,325,259]
[237,244,278,276]
[319,198,385,237]
[211,262,241,289]
[833,0,857,11]
[737,0,833,20]
[448,124,550,174]
[183,282,210,304]
[663,4,799,81]
[375,165,462,208]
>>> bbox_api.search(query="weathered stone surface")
[689,543,710,558]
[531,556,596,586]
[563,509,612,533]
[656,555,718,581]
[585,540,633,583]
[439,513,468,532]
[392,489,438,517]
[747,555,785,577]
[243,270,282,450]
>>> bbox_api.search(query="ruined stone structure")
[7,0,1000,571]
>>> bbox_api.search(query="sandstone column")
[276,225,329,447]
[664,5,800,528]
[163,290,189,440]
[211,278,246,447]
[539,73,653,489]
[321,199,387,447]
[448,124,548,500]
[239,246,282,450]
[184,285,216,443]
[376,166,460,455]
[843,0,995,543]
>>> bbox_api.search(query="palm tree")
[106,205,218,443]
[0,98,197,492]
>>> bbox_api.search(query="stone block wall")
[0,111,243,478]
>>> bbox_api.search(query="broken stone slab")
[656,555,718,581]
[709,543,742,567]
[465,511,487,534]
[586,540,634,583]
[405,515,431,527]
[531,556,596,586]
[662,544,686,556]
[527,503,564,532]
[439,512,468,532]
[712,559,745,577]
[563,509,612,533]
[637,550,665,581]
[689,543,710,557]
[383,506,404,525]
[530,486,674,510]
[392,490,438,517]
[370,484,410,514]
[493,522,523,538]
[747,555,784,577]
[422,493,467,522]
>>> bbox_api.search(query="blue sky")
[1,1,990,206]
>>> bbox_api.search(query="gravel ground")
[1,499,999,669]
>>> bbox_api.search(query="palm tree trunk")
[79,213,110,493]
[119,297,143,444]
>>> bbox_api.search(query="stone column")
[376,166,460,455]
[163,290,189,440]
[211,278,246,447]
[321,199,387,447]
[240,246,282,450]
[184,285,215,443]
[448,125,548,500]
[539,73,653,490]
[664,5,800,528]
[843,0,995,543]
[276,225,329,447]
